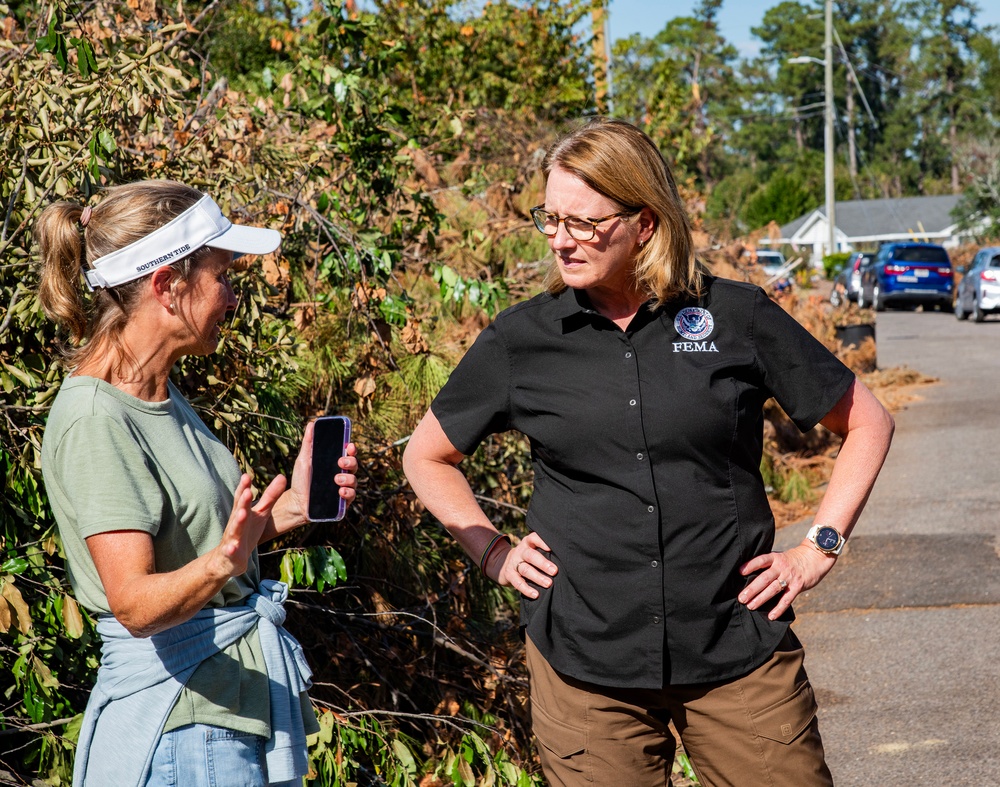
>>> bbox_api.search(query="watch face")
[816,527,841,550]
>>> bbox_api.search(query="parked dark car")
[858,242,953,312]
[830,251,871,306]
[955,246,1000,322]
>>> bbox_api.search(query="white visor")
[84,195,282,289]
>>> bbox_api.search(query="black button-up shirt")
[431,276,855,687]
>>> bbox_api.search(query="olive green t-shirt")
[41,376,273,736]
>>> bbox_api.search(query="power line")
[832,24,878,128]
[730,109,826,123]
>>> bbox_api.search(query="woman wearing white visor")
[36,180,358,787]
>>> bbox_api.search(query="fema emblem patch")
[674,307,715,340]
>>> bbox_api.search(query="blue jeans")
[145,724,301,787]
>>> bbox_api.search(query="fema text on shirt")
[672,340,719,353]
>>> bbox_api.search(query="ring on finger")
[778,578,788,590]
[516,560,525,573]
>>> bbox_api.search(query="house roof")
[779,194,963,240]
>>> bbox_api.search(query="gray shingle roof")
[780,195,963,239]
[781,212,812,238]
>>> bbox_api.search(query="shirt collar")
[550,288,661,326]
[549,288,597,321]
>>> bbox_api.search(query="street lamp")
[788,0,836,261]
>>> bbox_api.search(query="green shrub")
[822,252,852,280]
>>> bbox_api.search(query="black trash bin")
[835,323,875,349]
[835,323,876,371]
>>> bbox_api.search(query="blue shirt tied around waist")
[73,579,312,787]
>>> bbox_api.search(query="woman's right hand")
[491,532,559,599]
[403,410,559,598]
[214,473,287,578]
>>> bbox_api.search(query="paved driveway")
[776,308,1000,786]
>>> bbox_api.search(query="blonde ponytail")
[37,202,90,343]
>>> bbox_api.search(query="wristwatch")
[805,524,846,556]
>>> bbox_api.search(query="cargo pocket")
[530,698,589,779]
[750,680,818,744]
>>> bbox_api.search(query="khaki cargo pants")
[526,631,834,786]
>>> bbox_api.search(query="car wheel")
[973,297,986,323]
[956,298,968,320]
[873,283,885,312]
[829,286,842,307]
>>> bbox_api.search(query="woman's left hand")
[261,421,360,541]
[289,421,359,519]
[737,544,838,620]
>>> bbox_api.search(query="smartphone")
[308,415,352,522]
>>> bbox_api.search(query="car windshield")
[756,252,785,267]
[894,247,949,263]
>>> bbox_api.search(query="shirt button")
[636,452,644,460]
[653,616,661,624]
[625,352,632,358]
[647,505,655,513]
[629,399,637,406]
[651,560,658,568]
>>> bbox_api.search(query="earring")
[638,240,645,249]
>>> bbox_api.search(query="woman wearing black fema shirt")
[403,118,894,786]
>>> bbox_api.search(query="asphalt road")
[775,307,1000,786]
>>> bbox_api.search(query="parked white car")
[955,246,1000,322]
[753,250,787,277]
[830,251,872,306]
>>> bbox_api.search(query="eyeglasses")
[530,205,637,242]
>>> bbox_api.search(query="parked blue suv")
[858,242,953,312]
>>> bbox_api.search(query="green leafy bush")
[823,252,852,280]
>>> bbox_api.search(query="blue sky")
[607,0,1000,58]
[607,0,770,57]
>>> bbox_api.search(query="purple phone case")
[308,416,351,521]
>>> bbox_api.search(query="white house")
[761,194,974,266]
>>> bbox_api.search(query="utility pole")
[846,70,857,180]
[592,1,609,115]
[824,0,836,257]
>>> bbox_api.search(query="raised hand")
[217,473,287,576]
